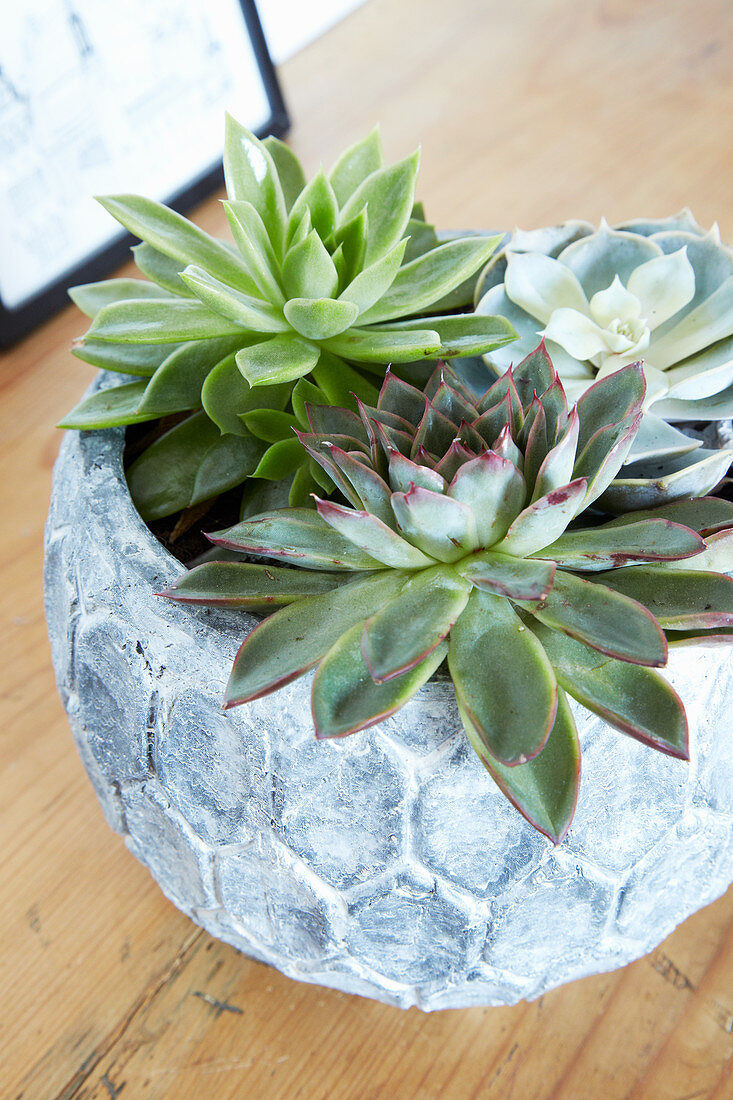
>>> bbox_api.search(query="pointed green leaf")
[223,200,285,304]
[263,136,307,210]
[236,333,320,387]
[160,561,344,608]
[448,588,558,764]
[87,299,248,343]
[71,338,172,377]
[339,151,420,264]
[448,452,527,546]
[211,507,385,571]
[575,362,645,453]
[338,238,407,315]
[376,313,517,358]
[362,565,471,682]
[358,236,503,324]
[283,230,339,300]
[494,479,587,558]
[458,551,557,601]
[126,412,264,520]
[324,325,440,364]
[223,114,286,249]
[534,520,705,571]
[137,338,244,417]
[523,569,668,666]
[316,498,433,568]
[391,486,477,562]
[69,278,173,318]
[58,381,153,429]
[241,408,300,443]
[329,127,384,205]
[312,626,447,737]
[596,566,733,629]
[97,193,257,294]
[459,687,580,843]
[283,297,359,341]
[530,621,689,758]
[132,242,194,296]
[251,437,305,479]
[601,496,733,535]
[225,570,407,705]
[332,208,368,288]
[181,265,287,332]
[288,169,338,243]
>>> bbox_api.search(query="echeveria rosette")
[161,346,733,842]
[60,118,514,520]
[473,212,733,509]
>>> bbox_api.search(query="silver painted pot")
[44,380,733,1011]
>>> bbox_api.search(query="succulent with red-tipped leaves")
[162,345,733,841]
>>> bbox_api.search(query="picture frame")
[0,0,289,348]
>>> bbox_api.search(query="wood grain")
[2,0,732,1096]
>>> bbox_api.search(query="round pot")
[44,379,733,1011]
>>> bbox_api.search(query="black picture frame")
[0,0,289,349]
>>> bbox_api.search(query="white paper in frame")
[0,0,289,346]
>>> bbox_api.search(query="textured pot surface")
[45,380,733,1011]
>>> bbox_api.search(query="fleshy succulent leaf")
[600,496,733,534]
[312,626,448,738]
[69,278,174,318]
[58,380,154,429]
[448,588,558,765]
[328,127,384,206]
[361,565,471,682]
[494,478,588,557]
[225,570,408,705]
[390,485,477,562]
[358,236,503,324]
[262,135,307,211]
[523,568,668,666]
[210,508,384,570]
[97,193,258,294]
[159,561,345,607]
[126,412,263,521]
[530,621,689,758]
[223,200,285,304]
[338,150,420,264]
[596,566,733,629]
[132,242,194,296]
[236,334,320,387]
[458,687,580,843]
[458,551,557,601]
[223,114,286,251]
[87,298,249,343]
[315,498,434,568]
[534,520,705,571]
[283,297,359,341]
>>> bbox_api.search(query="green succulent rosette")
[61,117,514,519]
[473,212,733,509]
[162,345,733,842]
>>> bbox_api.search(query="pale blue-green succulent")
[474,213,733,509]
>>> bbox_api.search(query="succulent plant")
[60,116,514,519]
[162,345,733,842]
[473,212,733,509]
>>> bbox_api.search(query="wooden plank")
[2,0,732,1096]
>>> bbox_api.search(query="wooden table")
[3,0,732,1095]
